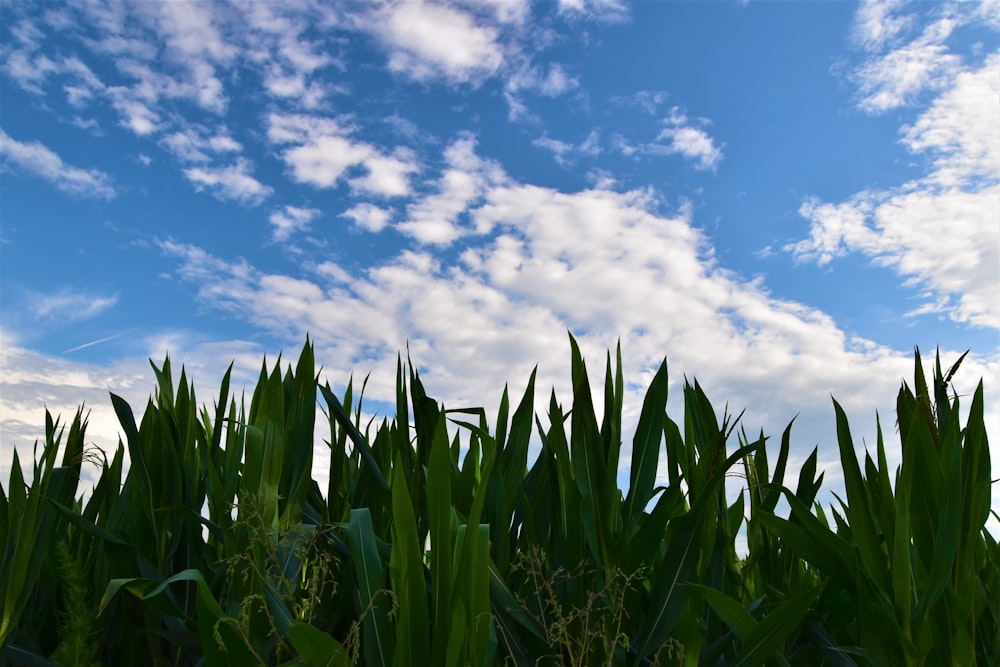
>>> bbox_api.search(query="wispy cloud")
[0,129,116,198]
[533,129,601,167]
[612,106,724,171]
[162,127,242,163]
[613,89,669,115]
[31,289,118,321]
[848,2,963,113]
[269,205,320,242]
[557,0,629,23]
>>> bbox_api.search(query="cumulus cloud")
[341,203,393,233]
[370,0,505,85]
[269,113,418,197]
[0,129,116,198]
[348,151,420,198]
[656,126,723,171]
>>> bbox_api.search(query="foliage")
[1,337,996,666]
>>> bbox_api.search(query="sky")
[1,0,998,533]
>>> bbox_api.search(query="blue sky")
[1,0,997,528]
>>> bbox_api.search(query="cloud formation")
[790,6,999,329]
[0,129,116,199]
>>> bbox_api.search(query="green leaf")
[391,457,430,666]
[625,359,668,525]
[288,622,351,667]
[428,413,455,666]
[734,585,823,666]
[346,508,393,667]
[687,583,757,637]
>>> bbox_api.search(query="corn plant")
[0,337,995,666]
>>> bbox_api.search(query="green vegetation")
[1,336,996,665]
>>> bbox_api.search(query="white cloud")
[507,62,579,97]
[557,0,629,22]
[183,158,272,206]
[341,203,393,233]
[790,43,1000,328]
[611,106,724,171]
[851,0,914,52]
[269,113,418,197]
[270,205,320,242]
[108,87,162,136]
[0,129,116,199]
[533,129,601,167]
[267,113,345,145]
[133,1,233,113]
[240,3,338,109]
[504,61,580,118]
[656,125,723,171]
[791,184,1000,329]
[283,135,373,188]
[162,127,242,163]
[614,89,668,115]
[459,0,531,26]
[532,135,574,166]
[371,0,505,85]
[900,53,1000,188]
[849,4,964,114]
[4,50,58,93]
[348,151,419,197]
[397,135,506,245]
[31,289,118,321]
[2,35,105,101]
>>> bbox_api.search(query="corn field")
[1,336,996,666]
